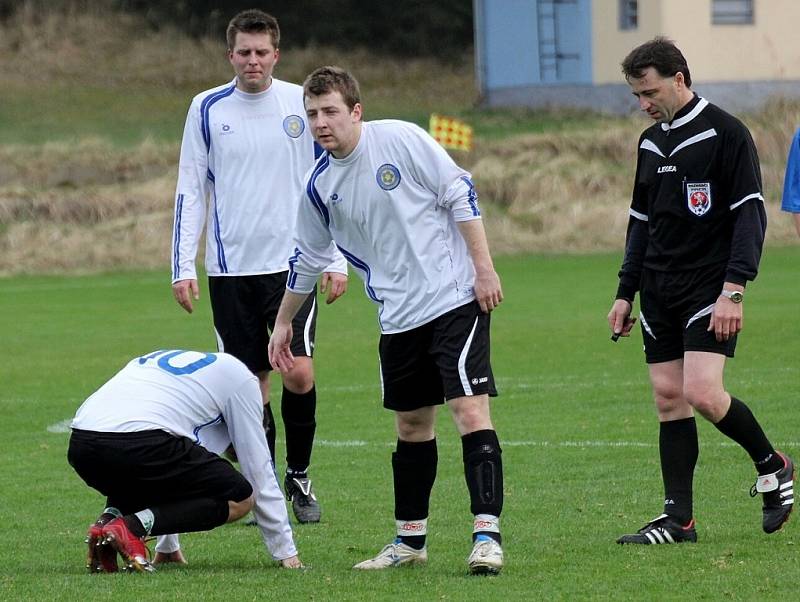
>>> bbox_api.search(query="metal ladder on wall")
[536,0,579,82]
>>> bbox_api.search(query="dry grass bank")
[1,7,799,275]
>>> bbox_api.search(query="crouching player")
[68,349,302,572]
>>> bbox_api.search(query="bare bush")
[1,8,798,275]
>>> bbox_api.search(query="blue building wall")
[475,0,593,90]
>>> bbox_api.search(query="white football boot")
[467,535,503,575]
[352,539,427,569]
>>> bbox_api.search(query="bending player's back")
[71,350,257,438]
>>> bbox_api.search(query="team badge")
[686,182,712,216]
[376,163,401,190]
[283,115,305,138]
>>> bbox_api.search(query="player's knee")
[450,397,492,434]
[652,384,684,414]
[683,376,723,408]
[283,359,314,393]
[228,494,255,522]
[395,409,435,441]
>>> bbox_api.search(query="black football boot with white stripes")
[617,514,697,545]
[751,451,795,534]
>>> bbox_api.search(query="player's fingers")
[175,292,192,313]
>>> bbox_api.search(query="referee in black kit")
[607,37,794,545]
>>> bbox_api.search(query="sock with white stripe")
[659,417,697,524]
[714,397,781,475]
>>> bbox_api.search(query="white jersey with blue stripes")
[71,350,297,561]
[171,77,346,281]
[288,120,481,333]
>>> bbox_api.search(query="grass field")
[2,249,799,600]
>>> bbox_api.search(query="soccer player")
[781,127,800,237]
[607,38,794,544]
[170,9,348,523]
[269,66,506,575]
[68,350,302,573]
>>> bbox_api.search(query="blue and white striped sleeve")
[401,123,475,215]
[171,100,210,283]
[442,175,482,222]
[287,187,337,294]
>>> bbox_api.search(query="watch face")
[731,292,743,303]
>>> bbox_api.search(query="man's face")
[628,66,684,123]
[304,91,362,159]
[228,32,279,93]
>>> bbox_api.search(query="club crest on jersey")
[686,182,712,216]
[376,163,401,191]
[283,115,305,138]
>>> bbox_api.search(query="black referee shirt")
[617,94,766,301]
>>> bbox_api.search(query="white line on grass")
[44,419,800,450]
[47,419,73,433]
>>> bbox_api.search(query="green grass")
[2,250,799,600]
[0,82,192,146]
[0,81,612,148]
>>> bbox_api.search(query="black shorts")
[639,263,736,364]
[67,429,252,515]
[379,300,498,412]
[208,273,318,373]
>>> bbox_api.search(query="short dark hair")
[303,66,362,111]
[226,9,280,50]
[621,37,692,88]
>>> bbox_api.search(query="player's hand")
[607,298,637,339]
[320,272,348,304]
[153,549,188,565]
[172,279,200,313]
[474,269,503,313]
[708,296,743,342]
[268,323,295,372]
[280,555,304,569]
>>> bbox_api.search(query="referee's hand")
[607,298,637,341]
[708,295,743,342]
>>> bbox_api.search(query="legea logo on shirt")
[329,193,344,206]
[220,123,234,136]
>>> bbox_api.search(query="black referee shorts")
[208,272,318,374]
[639,263,737,364]
[67,429,252,515]
[379,300,498,412]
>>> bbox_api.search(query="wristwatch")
[721,290,744,303]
